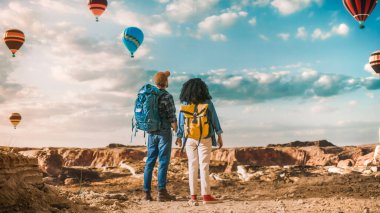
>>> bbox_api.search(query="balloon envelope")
[9,113,22,129]
[88,0,108,22]
[370,51,380,76]
[342,0,377,29]
[3,29,25,57]
[122,27,144,58]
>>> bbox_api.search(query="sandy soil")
[57,165,380,213]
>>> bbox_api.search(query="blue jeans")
[144,129,172,191]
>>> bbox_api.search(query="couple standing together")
[134,71,223,206]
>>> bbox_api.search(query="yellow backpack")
[180,104,210,141]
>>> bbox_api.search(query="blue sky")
[0,0,379,148]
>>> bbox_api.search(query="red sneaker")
[203,195,222,204]
[188,195,199,206]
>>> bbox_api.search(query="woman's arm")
[208,101,223,135]
[176,111,184,147]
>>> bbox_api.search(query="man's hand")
[171,122,178,134]
[175,138,182,147]
[217,134,223,149]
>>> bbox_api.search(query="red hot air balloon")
[88,0,108,22]
[369,51,380,76]
[3,29,25,57]
[342,0,377,29]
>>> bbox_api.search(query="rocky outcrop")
[19,147,146,169]
[12,142,380,175]
[300,146,340,166]
[0,151,43,208]
[267,140,336,148]
[173,143,377,172]
[106,143,128,148]
[19,149,63,176]
[0,151,100,212]
[337,159,355,168]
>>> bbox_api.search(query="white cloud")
[107,2,172,36]
[296,27,307,40]
[271,0,322,15]
[312,23,349,40]
[278,33,290,41]
[332,23,349,36]
[310,105,337,113]
[348,100,357,106]
[366,93,375,99]
[198,11,247,34]
[30,0,81,14]
[248,17,257,26]
[196,11,247,41]
[259,34,269,41]
[301,68,318,80]
[210,33,227,42]
[166,0,219,23]
[311,28,331,40]
[252,0,271,6]
[156,0,171,3]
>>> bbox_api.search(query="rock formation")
[0,151,43,208]
[0,150,98,212]
[9,141,379,175]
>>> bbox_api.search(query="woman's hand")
[217,134,223,149]
[175,138,182,147]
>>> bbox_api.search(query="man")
[143,71,177,202]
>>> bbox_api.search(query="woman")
[176,78,224,206]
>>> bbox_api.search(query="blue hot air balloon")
[122,27,144,58]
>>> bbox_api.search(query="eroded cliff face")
[0,150,99,212]
[9,142,380,175]
[18,147,146,169]
[172,143,378,172]
[0,151,43,208]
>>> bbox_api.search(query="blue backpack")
[132,84,165,136]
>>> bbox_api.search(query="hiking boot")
[144,191,153,201]
[188,195,199,206]
[203,195,222,204]
[158,189,176,202]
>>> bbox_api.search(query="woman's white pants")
[185,137,212,196]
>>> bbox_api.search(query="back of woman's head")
[179,78,212,104]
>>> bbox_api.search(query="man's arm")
[162,93,177,131]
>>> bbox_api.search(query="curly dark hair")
[179,78,212,104]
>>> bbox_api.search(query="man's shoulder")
[159,90,173,99]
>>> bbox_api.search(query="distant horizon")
[2,139,379,149]
[0,0,379,148]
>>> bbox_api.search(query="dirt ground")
[57,165,380,213]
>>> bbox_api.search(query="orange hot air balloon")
[369,51,380,76]
[3,29,25,57]
[88,0,108,22]
[9,113,22,129]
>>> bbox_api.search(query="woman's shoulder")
[180,100,213,105]
[205,99,213,105]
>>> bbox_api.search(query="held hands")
[175,138,182,147]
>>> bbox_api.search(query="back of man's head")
[153,71,170,88]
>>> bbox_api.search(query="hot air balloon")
[9,113,22,129]
[122,27,144,58]
[342,0,377,29]
[88,0,108,22]
[370,51,380,76]
[3,29,25,57]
